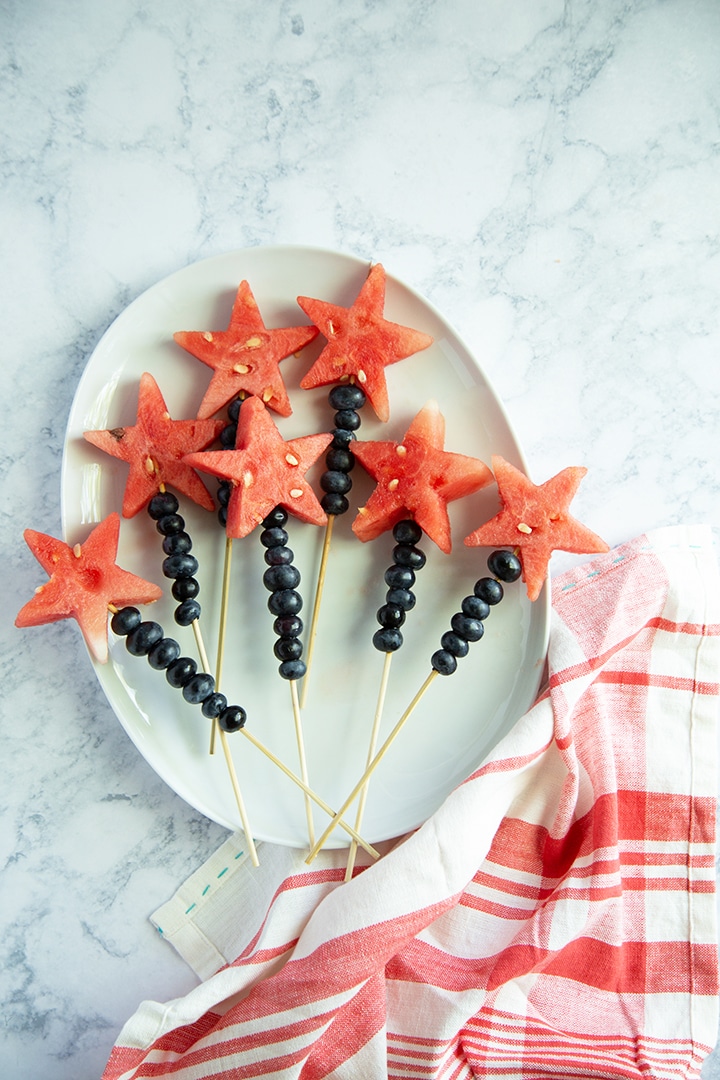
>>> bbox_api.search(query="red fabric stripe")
[596,668,719,695]
[299,975,385,1080]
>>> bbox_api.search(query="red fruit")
[183,396,333,539]
[351,400,493,553]
[15,513,163,663]
[173,279,319,419]
[297,263,433,422]
[84,372,226,517]
[464,456,609,601]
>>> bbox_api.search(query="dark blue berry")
[431,649,457,675]
[262,507,288,528]
[162,553,199,579]
[321,470,352,495]
[220,424,236,449]
[219,704,246,732]
[373,627,403,652]
[274,638,303,662]
[273,614,303,638]
[487,549,522,583]
[217,506,227,528]
[148,637,181,670]
[166,657,198,688]
[263,564,301,592]
[182,672,215,705]
[228,398,242,423]
[162,532,192,556]
[377,603,405,629]
[329,384,366,410]
[440,631,469,658]
[450,613,484,642]
[386,587,416,611]
[126,621,164,656]
[111,607,141,636]
[172,577,200,601]
[156,513,185,537]
[175,599,201,626]
[461,595,490,621]
[264,545,294,566]
[268,589,303,616]
[393,545,426,570]
[202,692,228,719]
[321,492,349,516]
[331,428,356,449]
[217,481,231,507]
[474,578,504,605]
[278,659,307,680]
[384,565,415,590]
[334,408,361,431]
[148,492,179,519]
[260,526,289,549]
[326,447,354,472]
[392,519,422,545]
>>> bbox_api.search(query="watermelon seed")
[285,453,299,467]
[517,522,532,534]
[396,445,407,457]
[388,479,400,491]
[357,369,367,384]
[262,388,273,402]
[202,331,213,342]
[145,456,156,475]
[233,363,251,374]
[244,336,262,348]
[73,543,82,558]
[290,488,304,499]
[243,471,254,488]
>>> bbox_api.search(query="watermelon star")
[183,395,333,539]
[297,263,434,422]
[352,400,494,553]
[15,513,163,663]
[464,456,609,601]
[84,372,226,517]
[173,279,319,419]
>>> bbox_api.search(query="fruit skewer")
[296,263,434,707]
[306,457,610,860]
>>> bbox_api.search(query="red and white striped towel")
[104,524,720,1080]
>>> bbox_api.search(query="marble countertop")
[2,1,719,1076]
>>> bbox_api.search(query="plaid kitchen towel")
[103,524,720,1079]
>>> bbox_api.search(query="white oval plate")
[61,246,549,849]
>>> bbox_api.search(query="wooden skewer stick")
[239,727,380,859]
[210,535,234,755]
[306,669,439,862]
[344,649,393,882]
[290,679,315,847]
[218,728,260,867]
[299,513,335,710]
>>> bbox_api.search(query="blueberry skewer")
[306,550,522,860]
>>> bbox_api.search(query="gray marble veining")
[2,1,719,1075]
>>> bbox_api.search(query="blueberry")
[172,577,200,601]
[162,553,199,579]
[111,606,141,636]
[321,492,349,516]
[147,492,179,519]
[162,532,192,556]
[326,447,354,472]
[384,565,415,590]
[392,519,422,545]
[262,506,289,529]
[227,397,243,423]
[278,659,307,680]
[372,627,403,652]
[182,672,215,705]
[461,595,490,621]
[331,428,356,449]
[218,704,246,732]
[263,564,301,592]
[450,613,484,642]
[267,589,303,616]
[377,603,405,629]
[320,470,352,495]
[273,614,303,638]
[440,631,469,658]
[328,384,366,411]
[148,637,181,670]
[260,526,289,549]
[474,577,504,605]
[334,408,361,431]
[487,549,522,583]
[166,657,197,688]
[274,637,303,661]
[156,513,186,537]
[217,481,232,507]
[175,599,201,626]
[126,621,164,656]
[387,587,415,611]
[220,424,236,449]
[202,692,228,719]
[217,506,227,528]
[431,649,457,676]
[392,545,426,570]
[264,545,294,567]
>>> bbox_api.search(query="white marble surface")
[2,0,720,1075]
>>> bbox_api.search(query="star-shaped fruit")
[84,372,226,517]
[183,396,333,539]
[297,263,434,422]
[15,513,163,663]
[173,280,319,418]
[464,455,609,601]
[351,400,493,553]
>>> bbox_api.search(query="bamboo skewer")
[239,727,380,859]
[299,513,335,710]
[306,669,439,861]
[344,649,394,881]
[218,729,260,866]
[290,678,315,847]
[210,535,234,755]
